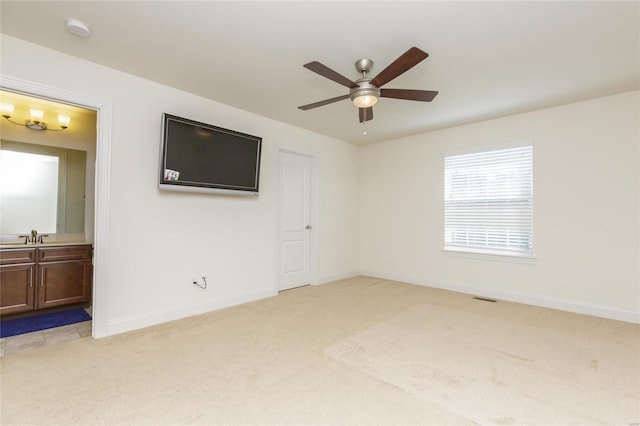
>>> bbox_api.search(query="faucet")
[17,229,47,244]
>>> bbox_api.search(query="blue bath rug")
[0,308,91,338]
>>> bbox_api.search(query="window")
[444,145,533,257]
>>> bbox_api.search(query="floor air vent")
[472,296,497,303]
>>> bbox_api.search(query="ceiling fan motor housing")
[355,58,374,75]
[351,58,380,106]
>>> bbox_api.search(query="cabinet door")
[37,260,92,309]
[0,264,36,315]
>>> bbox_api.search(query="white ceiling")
[1,1,638,145]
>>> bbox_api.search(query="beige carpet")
[1,276,639,425]
[325,303,639,424]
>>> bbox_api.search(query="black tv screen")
[159,114,262,195]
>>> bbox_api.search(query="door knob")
[305,225,312,230]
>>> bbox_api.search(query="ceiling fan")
[298,47,438,123]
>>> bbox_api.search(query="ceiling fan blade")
[304,61,358,88]
[380,89,438,102]
[370,47,429,88]
[359,107,373,123]
[298,94,350,110]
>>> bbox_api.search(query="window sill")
[443,247,537,264]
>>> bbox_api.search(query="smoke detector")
[66,19,91,38]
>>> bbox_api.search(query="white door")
[278,151,312,291]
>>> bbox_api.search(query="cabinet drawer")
[37,245,92,262]
[0,248,36,265]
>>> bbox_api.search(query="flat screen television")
[159,113,262,195]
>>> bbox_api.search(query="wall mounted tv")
[159,113,262,195]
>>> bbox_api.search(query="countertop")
[0,241,91,249]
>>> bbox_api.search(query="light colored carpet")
[1,276,638,425]
[325,303,639,425]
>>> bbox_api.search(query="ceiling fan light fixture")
[352,93,378,108]
[350,85,380,108]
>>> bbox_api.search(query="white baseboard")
[106,271,359,336]
[316,271,360,286]
[105,271,639,336]
[361,270,640,324]
[106,289,278,336]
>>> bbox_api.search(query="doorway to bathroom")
[0,76,112,339]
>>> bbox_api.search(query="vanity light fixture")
[0,103,71,131]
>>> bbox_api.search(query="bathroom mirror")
[0,140,86,235]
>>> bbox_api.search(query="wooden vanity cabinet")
[0,249,36,315]
[0,244,92,316]
[37,245,93,310]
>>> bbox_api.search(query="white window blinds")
[444,145,533,256]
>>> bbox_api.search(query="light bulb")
[0,103,14,118]
[30,109,44,122]
[58,114,71,128]
[352,94,378,108]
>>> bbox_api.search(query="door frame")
[1,75,112,338]
[275,147,319,291]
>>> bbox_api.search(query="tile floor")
[0,320,91,357]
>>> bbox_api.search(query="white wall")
[360,91,640,322]
[3,33,637,332]
[1,35,360,335]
